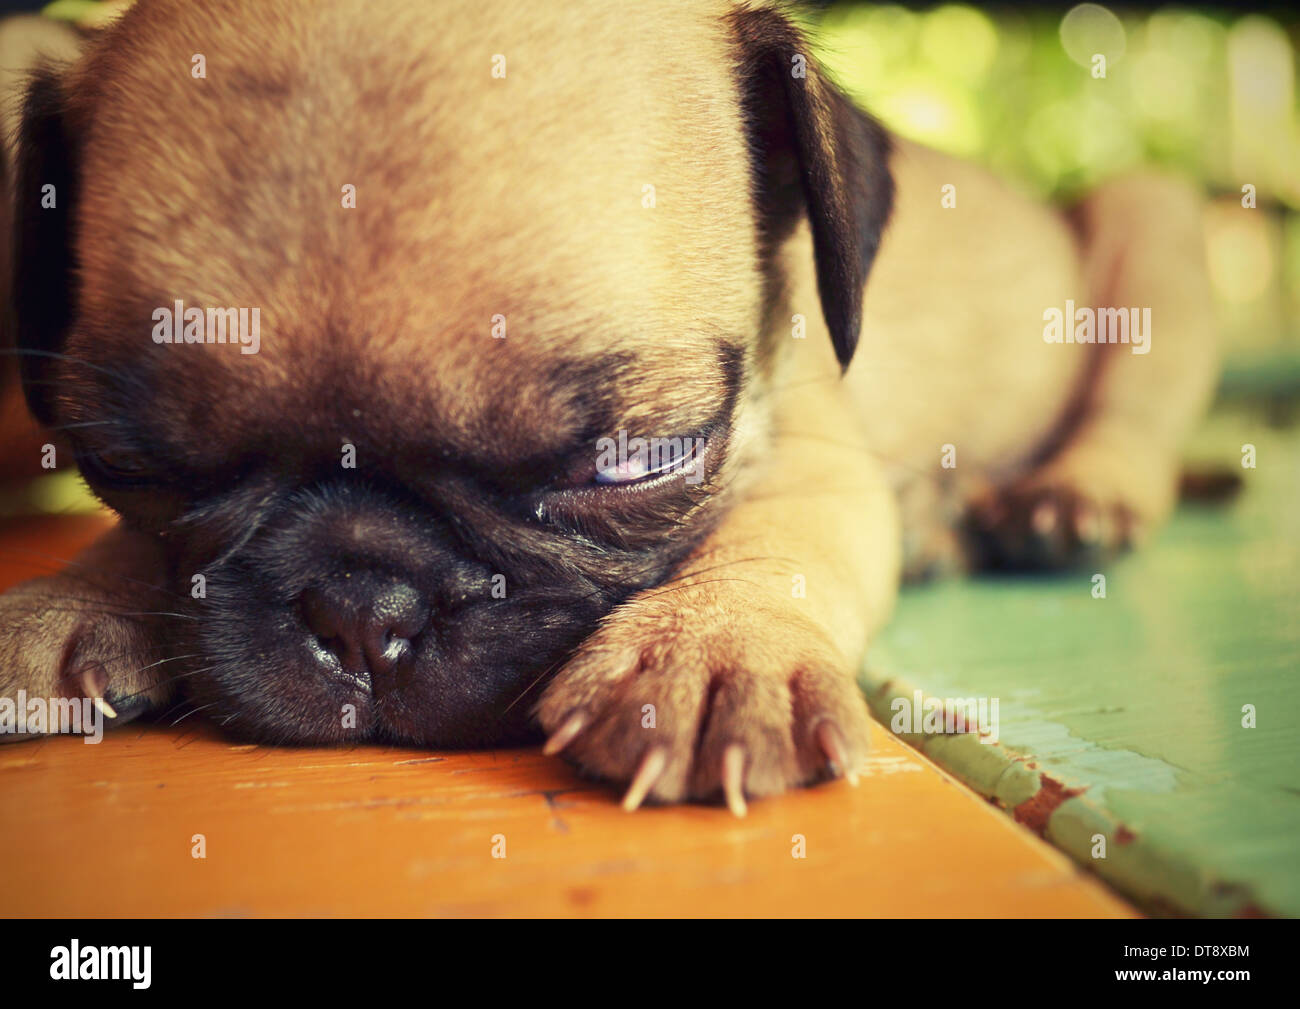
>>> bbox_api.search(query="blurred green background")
[808,3,1300,391]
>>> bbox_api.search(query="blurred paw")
[967,481,1145,571]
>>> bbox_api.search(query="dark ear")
[730,7,893,370]
[7,65,80,426]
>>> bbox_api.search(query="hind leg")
[969,175,1221,569]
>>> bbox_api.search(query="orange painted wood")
[0,513,116,580]
[0,515,1134,917]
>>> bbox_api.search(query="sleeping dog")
[0,0,1217,813]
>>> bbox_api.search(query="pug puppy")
[0,0,1216,814]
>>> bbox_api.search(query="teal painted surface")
[863,409,1300,916]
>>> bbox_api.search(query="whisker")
[108,665,221,708]
[0,599,197,620]
[0,545,192,601]
[42,420,119,432]
[169,701,220,727]
[0,347,139,384]
[501,656,567,715]
[52,651,204,691]
[640,575,764,601]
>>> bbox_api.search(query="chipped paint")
[1013,775,1087,836]
[864,674,1282,917]
[858,417,1300,918]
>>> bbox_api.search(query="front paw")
[536,589,870,814]
[0,574,169,737]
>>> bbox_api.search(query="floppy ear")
[730,7,893,370]
[7,65,80,426]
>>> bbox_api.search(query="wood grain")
[0,512,1132,917]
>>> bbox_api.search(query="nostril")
[301,587,344,643]
[299,577,429,685]
[363,630,407,677]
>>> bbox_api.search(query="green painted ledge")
[860,408,1300,917]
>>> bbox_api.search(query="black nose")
[300,574,429,690]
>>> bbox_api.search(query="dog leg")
[970,175,1219,569]
[0,523,178,737]
[537,378,899,811]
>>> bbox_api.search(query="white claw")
[722,744,747,817]
[542,712,584,755]
[816,719,856,784]
[622,747,667,812]
[91,696,118,720]
[81,669,117,719]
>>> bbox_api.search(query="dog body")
[0,0,1217,810]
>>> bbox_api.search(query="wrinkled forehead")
[62,0,760,459]
[67,0,759,324]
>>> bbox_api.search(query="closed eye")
[592,434,707,486]
[74,446,156,491]
[528,427,723,535]
[71,441,200,531]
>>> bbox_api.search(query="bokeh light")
[1059,4,1127,69]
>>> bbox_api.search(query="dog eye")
[75,447,155,490]
[530,430,721,534]
[592,436,705,486]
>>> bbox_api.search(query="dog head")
[9,0,891,745]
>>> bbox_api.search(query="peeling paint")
[1013,775,1087,836]
[862,673,1281,917]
